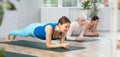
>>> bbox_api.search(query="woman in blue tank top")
[6,16,71,49]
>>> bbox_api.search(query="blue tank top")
[34,23,60,40]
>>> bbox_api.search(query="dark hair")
[91,15,99,21]
[57,16,71,25]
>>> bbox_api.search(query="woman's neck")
[53,25,61,38]
[90,21,94,26]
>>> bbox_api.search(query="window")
[79,0,102,3]
[96,0,102,3]
[63,0,77,7]
[42,0,58,7]
[41,0,105,7]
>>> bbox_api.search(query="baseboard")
[97,30,110,32]
[97,30,120,32]
[117,30,120,32]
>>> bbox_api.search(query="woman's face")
[93,19,99,25]
[78,19,86,26]
[77,16,86,26]
[59,23,71,33]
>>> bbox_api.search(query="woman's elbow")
[83,33,87,36]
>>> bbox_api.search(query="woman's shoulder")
[85,21,90,24]
[84,21,90,26]
[45,23,57,29]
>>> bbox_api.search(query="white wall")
[97,7,111,31]
[69,8,90,21]
[0,0,40,38]
[118,10,120,31]
[41,8,69,23]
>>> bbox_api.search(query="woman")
[6,16,71,49]
[66,13,86,41]
[83,15,99,37]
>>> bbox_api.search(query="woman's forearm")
[60,34,66,44]
[46,44,63,49]
[83,33,99,37]
[46,43,70,49]
[83,33,97,36]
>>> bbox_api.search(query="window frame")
[41,0,109,8]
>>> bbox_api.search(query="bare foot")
[5,32,11,42]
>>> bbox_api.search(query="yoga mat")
[82,38,100,42]
[0,40,86,52]
[6,51,36,57]
[66,38,99,42]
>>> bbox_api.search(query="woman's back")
[34,23,57,40]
